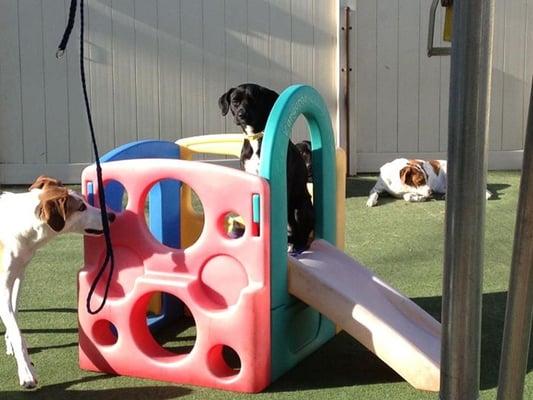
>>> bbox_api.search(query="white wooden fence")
[0,1,531,183]
[352,0,533,173]
[0,0,337,184]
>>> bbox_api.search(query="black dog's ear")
[218,88,235,116]
[259,86,279,110]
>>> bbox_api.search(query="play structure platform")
[288,240,441,392]
[79,84,441,393]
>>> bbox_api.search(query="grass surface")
[1,171,532,399]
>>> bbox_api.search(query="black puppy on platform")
[218,83,314,253]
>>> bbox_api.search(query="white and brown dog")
[366,158,492,207]
[0,176,114,388]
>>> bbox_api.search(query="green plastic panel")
[252,194,261,224]
[258,85,337,381]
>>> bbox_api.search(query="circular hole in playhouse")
[196,255,249,310]
[207,344,241,378]
[222,212,245,239]
[188,184,204,214]
[92,319,118,346]
[103,180,129,212]
[183,183,205,247]
[145,292,197,357]
[143,180,204,249]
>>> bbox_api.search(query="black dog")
[295,140,312,182]
[218,83,314,253]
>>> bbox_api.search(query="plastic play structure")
[78,85,441,393]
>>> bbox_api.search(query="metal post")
[341,6,352,175]
[496,81,533,400]
[440,0,494,399]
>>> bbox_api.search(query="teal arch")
[259,85,337,380]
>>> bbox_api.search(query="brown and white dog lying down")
[0,176,115,388]
[366,158,492,207]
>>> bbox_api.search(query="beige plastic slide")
[288,239,441,392]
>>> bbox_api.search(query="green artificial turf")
[1,171,532,399]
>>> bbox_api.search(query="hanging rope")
[57,0,115,315]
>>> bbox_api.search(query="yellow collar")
[245,132,264,141]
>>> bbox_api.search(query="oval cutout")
[207,344,241,379]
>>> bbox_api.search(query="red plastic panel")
[79,159,271,393]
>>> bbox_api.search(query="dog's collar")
[244,132,264,141]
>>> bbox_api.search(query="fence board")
[111,0,138,145]
[0,1,23,165]
[19,0,46,164]
[2,1,531,183]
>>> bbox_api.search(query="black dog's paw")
[287,243,305,256]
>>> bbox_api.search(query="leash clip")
[56,49,65,59]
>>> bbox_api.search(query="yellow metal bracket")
[427,0,452,57]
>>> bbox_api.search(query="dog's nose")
[107,212,116,223]
[237,109,246,119]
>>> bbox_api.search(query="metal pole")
[496,81,533,400]
[341,6,351,176]
[440,0,494,399]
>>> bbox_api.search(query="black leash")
[57,0,115,315]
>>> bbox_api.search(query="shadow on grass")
[1,374,191,400]
[346,175,376,198]
[269,291,531,393]
[28,342,78,355]
[267,331,403,392]
[412,291,532,391]
[150,316,197,355]
[487,183,511,200]
[4,293,528,395]
[20,328,78,334]
[19,308,77,314]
